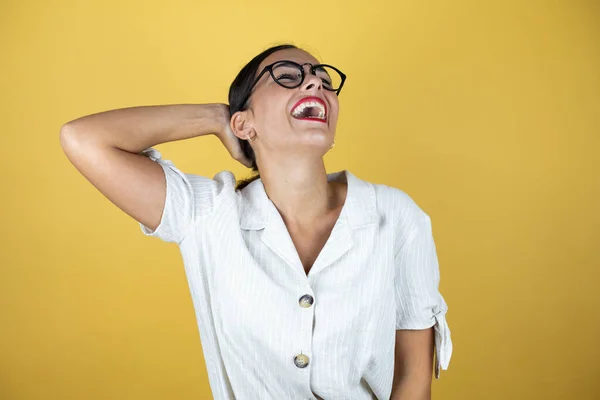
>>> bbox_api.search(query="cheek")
[265,97,293,122]
[328,104,340,123]
[326,96,339,115]
[254,98,292,131]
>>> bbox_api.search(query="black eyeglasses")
[241,60,346,106]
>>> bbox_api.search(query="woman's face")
[238,48,340,158]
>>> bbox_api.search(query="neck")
[258,156,342,230]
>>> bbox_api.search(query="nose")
[300,63,323,92]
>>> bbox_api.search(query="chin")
[298,131,332,147]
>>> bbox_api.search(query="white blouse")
[138,148,452,400]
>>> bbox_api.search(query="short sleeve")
[138,147,235,244]
[394,212,453,379]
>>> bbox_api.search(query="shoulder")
[365,178,429,222]
[207,170,238,191]
[373,182,418,209]
[177,170,238,201]
[357,175,430,248]
[140,147,238,193]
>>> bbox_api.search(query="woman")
[60,43,452,400]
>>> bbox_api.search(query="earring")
[246,135,257,142]
[329,141,335,150]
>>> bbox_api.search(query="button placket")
[294,292,315,371]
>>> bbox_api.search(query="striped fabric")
[138,147,452,400]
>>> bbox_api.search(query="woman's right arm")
[59,103,249,232]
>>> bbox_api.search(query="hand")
[213,103,253,169]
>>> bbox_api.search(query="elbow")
[60,122,96,158]
[59,122,83,153]
[59,123,75,149]
[60,121,100,152]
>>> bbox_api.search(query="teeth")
[291,100,326,120]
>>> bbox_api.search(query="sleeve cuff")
[432,305,453,379]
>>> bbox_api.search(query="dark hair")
[229,43,300,190]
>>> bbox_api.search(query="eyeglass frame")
[240,60,347,107]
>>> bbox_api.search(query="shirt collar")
[239,170,377,230]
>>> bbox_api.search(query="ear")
[230,110,254,140]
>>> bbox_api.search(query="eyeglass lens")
[271,61,342,91]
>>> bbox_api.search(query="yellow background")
[1,0,599,399]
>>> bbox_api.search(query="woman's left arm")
[392,206,453,399]
[390,327,434,400]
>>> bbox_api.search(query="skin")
[391,328,434,399]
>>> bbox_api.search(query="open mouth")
[290,98,328,123]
